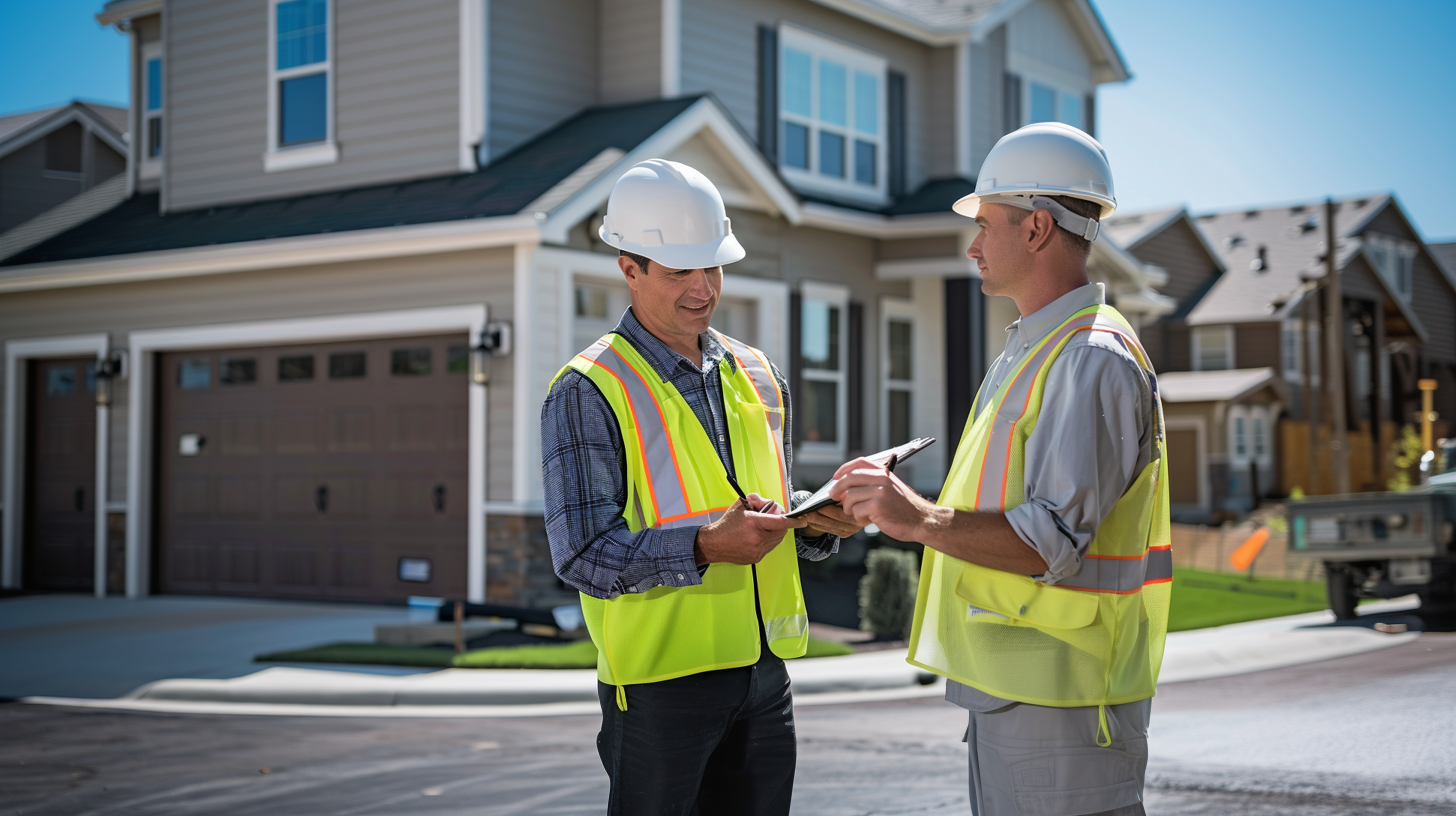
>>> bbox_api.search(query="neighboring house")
[0,102,128,235]
[1110,197,1456,517]
[0,0,1169,606]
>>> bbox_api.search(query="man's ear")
[1025,209,1058,254]
[618,255,642,290]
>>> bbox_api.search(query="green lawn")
[259,636,854,670]
[1167,568,1329,632]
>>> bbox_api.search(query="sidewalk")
[3,593,1422,716]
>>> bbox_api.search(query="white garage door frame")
[2,333,111,595]
[125,305,490,601]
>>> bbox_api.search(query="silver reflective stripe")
[659,509,727,530]
[712,330,790,497]
[1056,547,1173,594]
[577,338,692,524]
[764,613,808,642]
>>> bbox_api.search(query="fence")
[1169,512,1325,584]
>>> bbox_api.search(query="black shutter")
[1003,73,1022,134]
[887,70,907,198]
[848,301,865,453]
[945,277,986,449]
[789,290,801,448]
[1085,92,1096,137]
[757,25,778,163]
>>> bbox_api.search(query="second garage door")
[157,334,470,603]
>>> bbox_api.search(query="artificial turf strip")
[259,637,855,669]
[1167,567,1329,632]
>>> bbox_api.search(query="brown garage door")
[1166,427,1202,506]
[24,357,97,590]
[157,334,470,602]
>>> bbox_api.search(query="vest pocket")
[954,562,1098,630]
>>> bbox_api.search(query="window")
[266,0,336,171]
[798,282,849,458]
[278,355,315,382]
[1026,80,1085,131]
[1252,414,1267,460]
[779,25,886,199]
[328,351,366,379]
[145,53,163,159]
[179,358,212,390]
[447,345,470,374]
[220,357,257,385]
[1233,416,1247,458]
[1192,326,1233,371]
[1366,233,1417,300]
[882,300,915,449]
[1229,406,1273,468]
[391,347,432,376]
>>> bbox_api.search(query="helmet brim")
[953,188,1116,220]
[599,224,746,270]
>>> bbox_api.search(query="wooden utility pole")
[1324,198,1351,493]
[1419,378,1438,454]
[1302,290,1319,493]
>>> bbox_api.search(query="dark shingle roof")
[1430,241,1456,278]
[3,96,699,267]
[884,177,976,216]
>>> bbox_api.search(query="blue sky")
[2,0,1453,239]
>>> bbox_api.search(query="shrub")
[859,547,920,640]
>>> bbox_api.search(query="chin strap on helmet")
[980,194,1101,242]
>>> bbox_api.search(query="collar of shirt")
[1004,281,1106,349]
[615,306,736,381]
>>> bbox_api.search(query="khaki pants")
[964,698,1151,816]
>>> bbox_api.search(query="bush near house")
[859,547,920,640]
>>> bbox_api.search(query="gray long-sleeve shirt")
[946,282,1155,711]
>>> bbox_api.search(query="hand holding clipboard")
[785,437,935,518]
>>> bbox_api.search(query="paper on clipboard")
[785,437,935,518]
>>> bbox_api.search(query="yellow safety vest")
[908,304,1172,709]
[555,330,809,708]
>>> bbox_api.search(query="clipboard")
[785,437,936,518]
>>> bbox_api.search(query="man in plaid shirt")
[541,159,861,815]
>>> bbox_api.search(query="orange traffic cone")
[1229,527,1270,573]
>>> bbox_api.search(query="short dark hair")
[1004,195,1101,258]
[619,250,653,273]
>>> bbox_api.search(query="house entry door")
[24,357,98,590]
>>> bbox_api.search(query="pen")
[885,453,899,473]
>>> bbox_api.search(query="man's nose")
[967,234,984,260]
[687,269,713,298]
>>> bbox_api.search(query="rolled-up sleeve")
[1003,343,1152,584]
[541,372,702,600]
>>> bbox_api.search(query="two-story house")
[0,0,1168,607]
[0,101,128,248]
[1107,197,1456,518]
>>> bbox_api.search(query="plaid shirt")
[542,307,837,600]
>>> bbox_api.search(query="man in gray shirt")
[830,123,1166,816]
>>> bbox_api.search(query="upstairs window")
[145,52,163,159]
[1026,79,1085,131]
[1365,233,1417,300]
[266,0,336,170]
[1192,326,1233,371]
[779,26,886,201]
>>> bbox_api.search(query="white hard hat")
[598,158,745,270]
[953,122,1116,240]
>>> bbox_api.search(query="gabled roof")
[1158,367,1286,404]
[0,101,128,162]
[3,97,699,267]
[1101,205,1228,274]
[1431,241,1456,281]
[813,0,1130,82]
[1184,194,1418,327]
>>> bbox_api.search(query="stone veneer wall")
[486,514,578,607]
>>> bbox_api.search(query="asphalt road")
[3,634,1454,816]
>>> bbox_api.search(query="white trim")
[1191,325,1235,372]
[875,256,977,280]
[124,305,490,601]
[954,39,971,177]
[477,0,491,165]
[3,334,111,597]
[0,215,539,294]
[511,243,535,505]
[0,104,129,164]
[797,280,850,464]
[264,0,338,171]
[660,0,680,97]
[140,41,164,172]
[458,0,486,172]
[1164,415,1209,510]
[799,203,963,239]
[96,0,162,27]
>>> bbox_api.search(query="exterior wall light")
[94,350,129,407]
[470,322,512,386]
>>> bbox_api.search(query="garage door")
[24,357,97,590]
[157,334,469,602]
[1166,427,1202,506]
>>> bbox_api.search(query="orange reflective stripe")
[712,331,790,499]
[576,342,669,523]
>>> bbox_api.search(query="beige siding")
[679,0,936,190]
[967,24,1007,175]
[1360,205,1456,363]
[1007,0,1093,86]
[488,0,599,159]
[166,0,461,211]
[600,0,661,103]
[1126,218,1222,308]
[923,45,957,179]
[1234,322,1281,371]
[877,235,958,261]
[0,248,518,502]
[0,141,83,233]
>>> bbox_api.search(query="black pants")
[595,651,796,816]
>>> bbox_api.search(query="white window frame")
[140,42,164,178]
[1191,325,1234,372]
[264,0,338,173]
[1366,233,1417,301]
[1228,405,1273,470]
[880,298,915,451]
[797,280,850,464]
[778,24,888,205]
